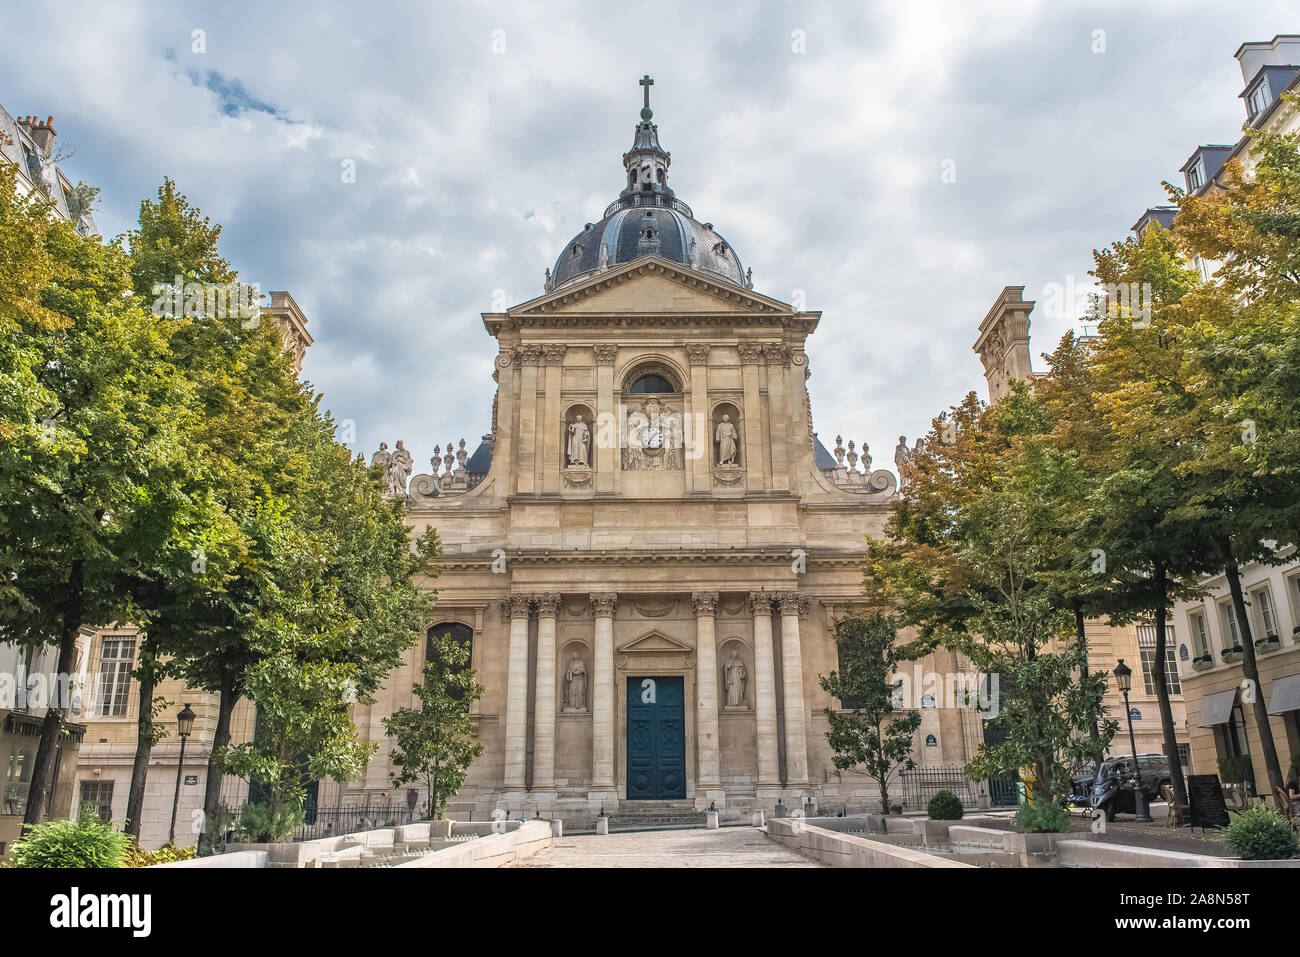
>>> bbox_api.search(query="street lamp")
[1112,660,1152,823]
[169,704,196,845]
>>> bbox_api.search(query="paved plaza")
[507,826,825,868]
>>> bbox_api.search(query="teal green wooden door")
[626,676,686,799]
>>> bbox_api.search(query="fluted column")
[588,592,619,801]
[691,591,723,804]
[749,591,781,796]
[532,593,561,797]
[501,595,534,796]
[777,591,810,788]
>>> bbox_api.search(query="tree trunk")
[1152,564,1188,809]
[1221,544,1284,792]
[878,779,890,816]
[197,672,238,856]
[124,666,157,840]
[1075,603,1102,778]
[23,560,84,828]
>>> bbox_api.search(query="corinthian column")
[588,592,619,804]
[749,591,781,799]
[691,591,723,805]
[501,595,535,799]
[532,593,561,798]
[777,591,811,788]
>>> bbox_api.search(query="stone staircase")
[606,801,707,832]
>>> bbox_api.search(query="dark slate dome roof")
[551,206,745,289]
[547,78,748,292]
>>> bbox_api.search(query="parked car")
[1091,754,1171,821]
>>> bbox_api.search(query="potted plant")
[1219,755,1255,793]
[1255,633,1281,653]
[1221,644,1244,664]
[1191,653,1214,672]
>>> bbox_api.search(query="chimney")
[18,115,57,155]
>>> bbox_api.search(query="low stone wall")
[1057,840,1300,868]
[766,818,973,868]
[394,820,551,868]
[153,850,269,869]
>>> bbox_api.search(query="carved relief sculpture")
[623,397,683,471]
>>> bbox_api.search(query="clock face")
[644,427,663,449]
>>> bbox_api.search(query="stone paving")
[507,825,826,868]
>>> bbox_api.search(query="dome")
[546,76,749,293]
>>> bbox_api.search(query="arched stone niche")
[718,637,752,711]
[711,401,743,488]
[558,640,591,713]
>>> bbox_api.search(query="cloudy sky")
[1,1,1291,476]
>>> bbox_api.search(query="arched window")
[426,622,474,700]
[628,373,676,394]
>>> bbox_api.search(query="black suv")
[1091,754,1171,821]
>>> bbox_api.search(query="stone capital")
[542,344,567,365]
[593,343,618,365]
[501,594,535,620]
[763,343,792,367]
[776,591,810,619]
[535,592,562,618]
[589,592,619,617]
[686,344,711,364]
[519,345,542,365]
[747,591,773,616]
[690,591,720,617]
[737,342,764,363]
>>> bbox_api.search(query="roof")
[813,434,837,470]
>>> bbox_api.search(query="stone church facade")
[350,87,988,824]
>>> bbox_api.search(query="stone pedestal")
[595,817,609,836]
[706,810,719,830]
[550,819,564,838]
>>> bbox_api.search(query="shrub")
[7,806,131,868]
[236,802,305,843]
[1013,799,1071,834]
[927,790,964,820]
[1223,805,1298,861]
[1218,755,1255,786]
[889,803,903,815]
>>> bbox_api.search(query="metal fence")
[216,801,419,843]
[898,766,983,810]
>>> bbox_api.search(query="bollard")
[706,810,719,830]
[751,810,765,827]
[550,819,564,838]
[595,817,609,835]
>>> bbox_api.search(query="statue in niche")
[386,440,413,498]
[715,414,739,466]
[723,650,747,709]
[563,652,588,712]
[567,414,590,468]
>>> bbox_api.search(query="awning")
[1197,689,1238,727]
[1266,674,1300,715]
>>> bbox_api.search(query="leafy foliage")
[819,614,922,814]
[6,806,131,868]
[926,790,964,820]
[1223,805,1298,860]
[1012,799,1071,834]
[385,631,485,820]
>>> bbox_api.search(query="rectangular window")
[1187,160,1205,191]
[93,638,135,717]
[1253,586,1278,639]
[1189,611,1210,656]
[1177,743,1192,775]
[1137,625,1182,695]
[1249,81,1271,118]
[78,781,113,823]
[1219,602,1241,648]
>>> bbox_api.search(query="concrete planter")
[1191,655,1214,672]
[1222,646,1244,664]
[1255,635,1281,654]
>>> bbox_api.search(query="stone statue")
[563,653,588,712]
[724,650,747,709]
[372,442,392,480]
[625,410,649,470]
[894,435,912,486]
[715,414,738,466]
[387,440,413,498]
[567,414,590,468]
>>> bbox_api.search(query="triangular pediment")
[511,257,793,318]
[617,630,694,655]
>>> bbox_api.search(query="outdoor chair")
[1160,784,1189,828]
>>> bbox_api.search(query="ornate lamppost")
[168,703,196,844]
[1112,660,1152,823]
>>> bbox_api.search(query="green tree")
[384,631,486,820]
[0,164,202,828]
[818,614,923,814]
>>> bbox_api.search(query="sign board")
[1129,708,1142,721]
[1179,643,1189,661]
[925,734,937,747]
[183,775,198,786]
[1187,773,1230,829]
